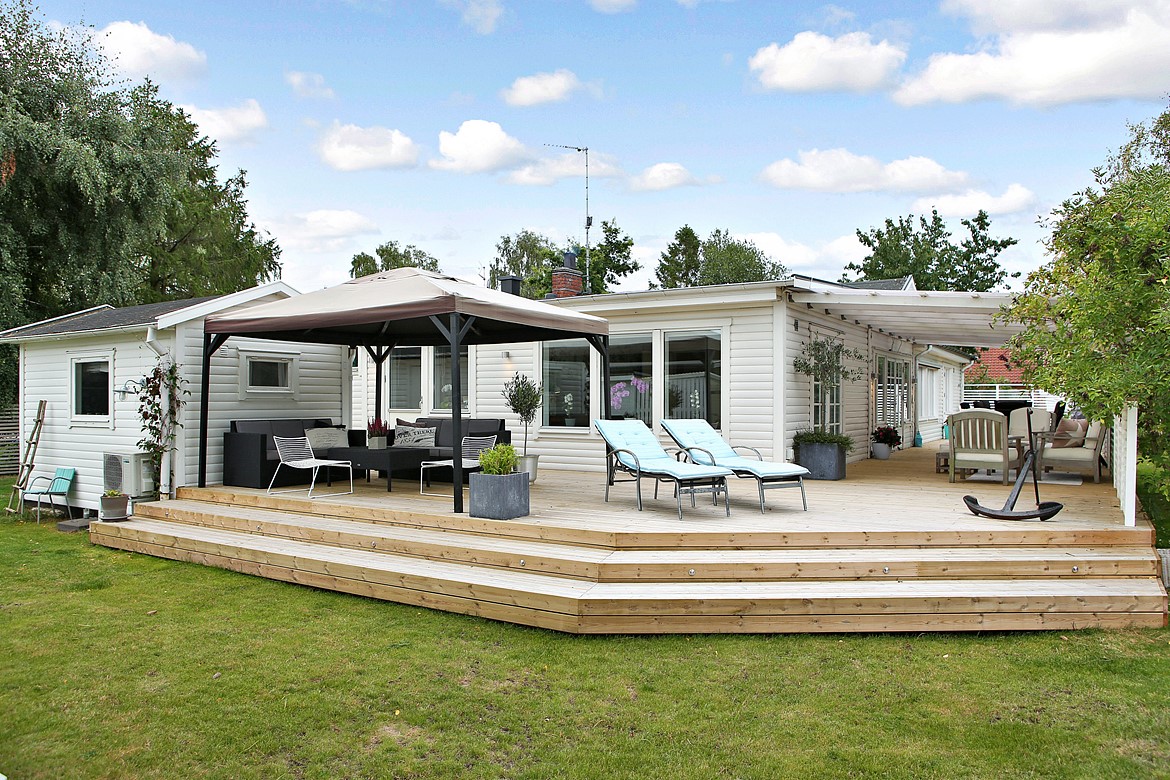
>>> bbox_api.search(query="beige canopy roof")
[204,267,608,346]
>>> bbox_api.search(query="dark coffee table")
[328,447,430,491]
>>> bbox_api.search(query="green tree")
[487,229,560,298]
[139,100,281,302]
[1005,107,1170,474]
[843,209,1018,292]
[652,225,702,289]
[697,229,786,285]
[582,218,639,294]
[351,240,441,278]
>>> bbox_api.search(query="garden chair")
[20,467,75,523]
[660,418,809,512]
[420,435,496,496]
[267,436,353,498]
[947,409,1010,484]
[1008,407,1052,469]
[593,418,733,520]
[1037,420,1110,483]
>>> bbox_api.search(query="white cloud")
[897,5,1170,105]
[629,162,701,191]
[913,183,1037,217]
[318,122,420,171]
[441,0,503,34]
[501,69,582,106]
[941,0,1139,34]
[760,148,968,193]
[591,0,637,12]
[507,150,623,186]
[182,99,268,143]
[94,20,206,82]
[430,120,530,173]
[276,209,380,254]
[749,31,906,92]
[737,231,868,280]
[285,71,335,99]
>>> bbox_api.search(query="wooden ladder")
[7,400,46,513]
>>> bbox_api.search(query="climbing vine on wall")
[137,359,187,496]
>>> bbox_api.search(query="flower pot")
[368,436,387,450]
[796,442,847,480]
[872,442,892,460]
[564,417,577,427]
[469,472,530,520]
[100,495,130,521]
[518,454,540,484]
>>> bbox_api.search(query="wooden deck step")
[89,518,1167,634]
[174,487,1155,550]
[132,500,1160,581]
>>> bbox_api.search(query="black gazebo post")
[430,313,475,513]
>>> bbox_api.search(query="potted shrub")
[871,426,902,460]
[502,372,542,483]
[792,429,854,480]
[100,489,130,521]
[367,418,390,449]
[469,443,529,520]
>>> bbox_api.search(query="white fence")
[962,384,1062,411]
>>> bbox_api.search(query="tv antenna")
[545,143,591,293]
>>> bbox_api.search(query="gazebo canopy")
[197,268,610,513]
[204,267,608,345]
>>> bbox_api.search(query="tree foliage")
[1004,106,1170,472]
[843,209,1018,292]
[652,227,786,288]
[487,229,561,299]
[351,240,442,278]
[490,221,640,299]
[0,1,281,401]
[653,225,702,288]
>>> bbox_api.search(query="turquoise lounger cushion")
[660,418,809,477]
[594,419,731,479]
[713,456,809,479]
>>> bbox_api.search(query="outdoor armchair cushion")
[305,426,349,451]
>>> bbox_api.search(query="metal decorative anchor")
[962,408,1065,522]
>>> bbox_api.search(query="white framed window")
[542,339,591,428]
[917,365,939,421]
[812,376,842,433]
[876,355,911,427]
[238,347,299,398]
[70,351,113,427]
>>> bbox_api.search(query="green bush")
[792,428,855,453]
[478,443,518,475]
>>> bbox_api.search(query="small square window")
[248,358,290,389]
[74,359,110,416]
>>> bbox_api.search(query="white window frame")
[238,347,299,399]
[69,349,114,428]
[917,365,940,422]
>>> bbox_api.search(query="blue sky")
[42,0,1170,292]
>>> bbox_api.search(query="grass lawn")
[1,483,1167,779]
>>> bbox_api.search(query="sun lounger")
[661,418,809,512]
[593,418,733,520]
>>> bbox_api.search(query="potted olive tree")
[792,333,866,479]
[469,443,529,520]
[502,372,542,483]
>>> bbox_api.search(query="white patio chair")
[267,436,353,498]
[947,409,1010,484]
[420,435,497,496]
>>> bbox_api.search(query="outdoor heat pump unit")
[103,452,155,498]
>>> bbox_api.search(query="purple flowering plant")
[610,376,648,411]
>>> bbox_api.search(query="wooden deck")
[89,446,1168,634]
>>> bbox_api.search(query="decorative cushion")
[393,425,436,447]
[1053,418,1087,448]
[306,427,348,451]
[396,418,426,428]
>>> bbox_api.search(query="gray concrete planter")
[470,472,530,519]
[797,442,847,480]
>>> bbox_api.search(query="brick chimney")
[551,251,583,298]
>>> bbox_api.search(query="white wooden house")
[0,282,351,514]
[352,275,974,473]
